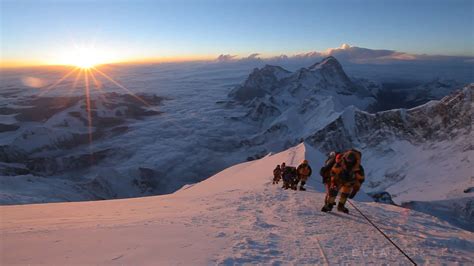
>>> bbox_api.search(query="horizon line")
[2,46,474,69]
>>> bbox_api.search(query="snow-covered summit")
[229,64,292,101]
[309,55,340,69]
[230,56,374,103]
[307,55,354,91]
[229,57,376,152]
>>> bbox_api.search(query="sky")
[1,0,473,67]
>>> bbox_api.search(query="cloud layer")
[216,44,473,65]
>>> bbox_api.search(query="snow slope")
[2,143,473,265]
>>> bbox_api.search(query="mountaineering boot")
[321,203,333,212]
[337,202,349,214]
[299,181,306,191]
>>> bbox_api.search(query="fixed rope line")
[347,200,417,265]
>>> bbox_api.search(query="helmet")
[344,152,357,167]
[303,160,308,164]
[329,151,336,158]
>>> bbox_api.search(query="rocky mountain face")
[307,85,472,152]
[230,56,373,102]
[229,56,377,151]
[228,65,292,102]
[304,56,359,94]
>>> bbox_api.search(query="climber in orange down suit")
[321,149,365,214]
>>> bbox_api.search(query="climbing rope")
[347,200,417,265]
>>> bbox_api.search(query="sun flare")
[38,47,150,146]
[69,47,101,68]
[74,57,96,69]
[53,44,117,68]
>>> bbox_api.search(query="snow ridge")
[2,143,473,265]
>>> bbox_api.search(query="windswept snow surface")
[2,143,473,265]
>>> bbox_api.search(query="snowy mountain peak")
[230,56,373,103]
[229,65,291,102]
[260,64,292,76]
[228,57,377,152]
[243,64,292,88]
[308,55,341,70]
[303,56,356,92]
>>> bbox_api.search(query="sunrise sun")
[52,44,118,68]
[69,47,102,68]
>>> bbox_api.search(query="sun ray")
[62,68,84,97]
[87,68,112,106]
[37,67,79,97]
[91,67,150,106]
[88,68,102,90]
[83,68,94,163]
[72,68,83,89]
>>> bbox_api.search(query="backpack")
[284,167,297,177]
[299,165,311,176]
[319,152,339,179]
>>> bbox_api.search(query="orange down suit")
[327,150,365,206]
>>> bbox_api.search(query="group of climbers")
[272,160,312,191]
[271,148,365,214]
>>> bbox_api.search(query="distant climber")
[273,165,282,184]
[296,160,312,191]
[321,149,365,214]
[282,164,297,190]
[280,162,287,188]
